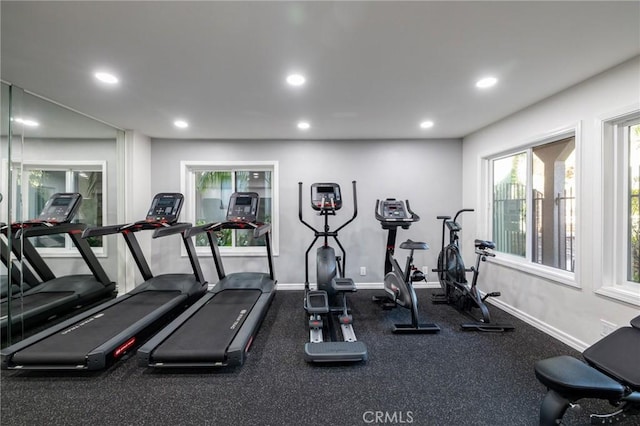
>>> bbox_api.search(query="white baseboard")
[486,297,589,352]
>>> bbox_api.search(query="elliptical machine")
[432,209,514,332]
[373,199,439,334]
[299,181,367,363]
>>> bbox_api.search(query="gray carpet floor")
[1,289,638,426]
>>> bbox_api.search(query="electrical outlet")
[360,266,366,276]
[421,266,429,275]
[600,319,616,337]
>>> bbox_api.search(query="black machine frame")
[137,191,277,368]
[1,193,116,337]
[432,209,514,332]
[1,193,207,370]
[373,198,440,334]
[298,181,367,363]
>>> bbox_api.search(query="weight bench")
[534,315,640,425]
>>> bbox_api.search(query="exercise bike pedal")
[481,291,501,301]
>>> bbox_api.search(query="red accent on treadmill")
[113,337,136,358]
[245,336,254,353]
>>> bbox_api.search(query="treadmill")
[0,193,116,336]
[1,193,207,370]
[138,192,276,368]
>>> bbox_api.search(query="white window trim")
[180,160,279,257]
[597,106,640,306]
[483,123,580,288]
[12,160,108,258]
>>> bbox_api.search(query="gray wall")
[462,56,640,349]
[149,138,462,285]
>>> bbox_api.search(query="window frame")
[180,160,279,257]
[485,124,580,288]
[11,160,108,258]
[598,108,640,306]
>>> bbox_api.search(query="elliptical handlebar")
[334,181,358,234]
[299,181,358,235]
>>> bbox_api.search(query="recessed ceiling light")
[94,71,119,85]
[174,120,189,129]
[476,77,498,89]
[286,74,306,87]
[297,121,310,130]
[13,117,40,127]
[419,120,434,129]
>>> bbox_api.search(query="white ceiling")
[2,1,639,140]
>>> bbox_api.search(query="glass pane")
[532,137,575,271]
[629,124,640,282]
[74,171,103,247]
[27,170,66,248]
[234,171,271,247]
[493,153,527,257]
[195,171,232,247]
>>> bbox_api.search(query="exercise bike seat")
[535,355,626,400]
[474,239,496,250]
[399,239,429,251]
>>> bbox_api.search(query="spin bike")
[298,181,367,363]
[373,199,439,334]
[432,209,514,332]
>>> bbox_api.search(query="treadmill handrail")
[14,222,87,239]
[185,221,270,239]
[82,220,188,239]
[152,222,192,239]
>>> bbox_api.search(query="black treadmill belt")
[1,292,75,315]
[13,291,181,365]
[151,289,261,363]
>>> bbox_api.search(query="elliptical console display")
[146,193,184,223]
[227,192,260,222]
[37,193,82,223]
[311,183,342,211]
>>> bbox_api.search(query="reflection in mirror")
[1,83,122,345]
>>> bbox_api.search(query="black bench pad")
[535,355,625,400]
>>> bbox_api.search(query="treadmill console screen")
[37,193,82,223]
[227,192,260,222]
[381,199,409,220]
[311,183,342,211]
[146,193,184,223]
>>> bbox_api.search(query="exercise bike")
[298,181,367,363]
[372,199,440,334]
[432,209,514,332]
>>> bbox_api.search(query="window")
[181,161,278,256]
[12,162,106,254]
[491,133,576,273]
[600,110,640,305]
[628,122,640,283]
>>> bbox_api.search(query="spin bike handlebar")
[453,208,474,222]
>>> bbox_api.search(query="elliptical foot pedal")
[334,278,356,292]
[306,290,329,314]
[431,292,449,304]
[304,341,367,363]
[393,323,440,334]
